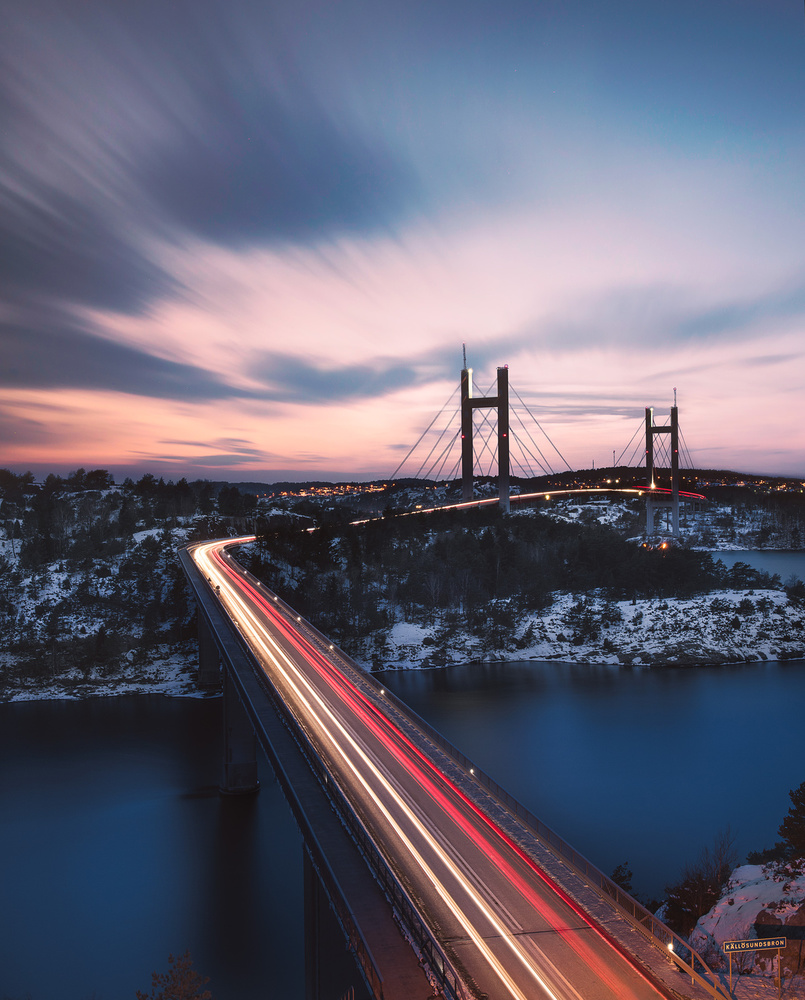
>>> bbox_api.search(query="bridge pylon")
[461,363,510,511]
[645,403,680,538]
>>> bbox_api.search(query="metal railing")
[185,545,467,1000]
[220,544,731,1000]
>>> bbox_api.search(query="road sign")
[723,937,787,953]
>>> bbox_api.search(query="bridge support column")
[645,403,680,539]
[304,851,370,1000]
[198,613,221,689]
[220,669,260,796]
[497,366,510,514]
[460,360,510,511]
[460,366,474,502]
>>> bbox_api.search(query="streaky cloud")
[251,351,429,403]
[0,182,177,315]
[137,77,420,247]
[0,313,256,401]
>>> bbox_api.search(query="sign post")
[723,937,787,997]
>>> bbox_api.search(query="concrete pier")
[198,612,222,689]
[304,851,371,1000]
[220,668,260,795]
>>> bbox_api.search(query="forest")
[0,469,255,691]
[246,504,783,655]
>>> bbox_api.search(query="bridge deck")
[179,547,432,1000]
[182,540,734,1000]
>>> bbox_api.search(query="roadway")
[190,536,675,1000]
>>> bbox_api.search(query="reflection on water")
[0,696,304,1000]
[378,657,805,900]
[3,650,805,994]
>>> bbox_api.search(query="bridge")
[391,359,702,539]
[180,534,730,1000]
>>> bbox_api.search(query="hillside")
[0,469,258,701]
[1,467,804,702]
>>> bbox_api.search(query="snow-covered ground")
[3,487,804,701]
[370,588,805,671]
[691,862,805,986]
[0,519,211,703]
[6,644,212,702]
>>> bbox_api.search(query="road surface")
[191,536,672,1000]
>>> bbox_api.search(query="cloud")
[533,280,805,353]
[138,87,421,247]
[0,183,177,315]
[251,351,432,403]
[0,313,254,401]
[0,406,52,449]
[160,437,267,457]
[673,284,805,341]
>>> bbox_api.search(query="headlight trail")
[190,537,672,1000]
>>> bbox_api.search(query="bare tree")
[135,951,212,1000]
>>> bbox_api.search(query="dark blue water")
[377,658,805,902]
[710,549,805,581]
[3,654,805,996]
[0,697,304,1000]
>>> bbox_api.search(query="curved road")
[191,536,673,1000]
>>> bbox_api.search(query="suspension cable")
[614,420,643,467]
[421,431,462,481]
[509,403,555,475]
[511,386,573,471]
[411,412,461,480]
[388,386,459,480]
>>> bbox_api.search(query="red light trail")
[191,537,675,999]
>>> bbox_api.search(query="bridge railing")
[247,639,469,1000]
[228,547,728,1000]
[180,549,386,1000]
[364,679,730,1000]
[202,549,469,1000]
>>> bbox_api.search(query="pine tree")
[778,780,805,857]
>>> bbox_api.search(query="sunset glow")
[2,1,804,480]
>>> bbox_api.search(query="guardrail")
[226,546,731,1000]
[368,675,731,1000]
[184,545,468,1000]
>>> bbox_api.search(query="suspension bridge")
[389,354,705,537]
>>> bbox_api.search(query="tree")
[778,780,805,857]
[136,951,212,1000]
[663,828,738,937]
[611,861,634,894]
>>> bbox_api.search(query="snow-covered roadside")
[371,588,805,670]
[690,862,805,984]
[3,643,214,703]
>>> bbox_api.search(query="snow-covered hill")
[691,862,805,984]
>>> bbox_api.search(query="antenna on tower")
[673,386,677,407]
[462,343,467,369]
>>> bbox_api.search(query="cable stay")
[510,386,573,472]
[614,421,643,467]
[509,403,556,476]
[389,385,459,480]
[411,419,460,480]
[418,430,461,481]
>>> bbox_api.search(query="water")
[376,657,805,902]
[710,549,805,582]
[0,697,304,1000]
[3,651,805,995]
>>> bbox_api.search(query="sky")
[1,0,804,483]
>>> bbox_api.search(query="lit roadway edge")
[383,486,708,520]
[191,537,676,1000]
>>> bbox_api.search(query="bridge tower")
[645,401,680,538]
[460,359,510,512]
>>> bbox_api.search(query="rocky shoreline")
[4,583,804,703]
[368,587,805,671]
